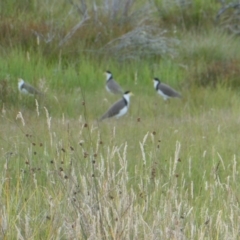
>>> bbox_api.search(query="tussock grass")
[1,0,240,238]
[154,0,219,29]
[179,30,240,63]
[1,83,240,238]
[178,30,240,88]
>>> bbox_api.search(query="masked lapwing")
[105,70,124,94]
[18,78,42,96]
[153,78,181,101]
[99,91,133,121]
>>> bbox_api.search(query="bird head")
[123,91,133,103]
[105,71,112,81]
[153,78,160,88]
[124,91,134,97]
[18,78,25,87]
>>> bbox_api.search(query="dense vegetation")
[1,0,240,239]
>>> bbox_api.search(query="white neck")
[123,94,131,104]
[18,79,24,90]
[106,72,112,81]
[153,80,159,89]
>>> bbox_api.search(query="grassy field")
[1,0,240,239]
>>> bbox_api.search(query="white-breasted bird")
[18,78,42,96]
[105,70,124,94]
[99,91,133,121]
[153,78,181,101]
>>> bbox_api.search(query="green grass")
[1,51,240,238]
[154,0,219,29]
[1,0,240,238]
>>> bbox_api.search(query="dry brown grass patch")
[188,59,240,88]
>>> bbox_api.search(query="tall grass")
[1,0,240,238]
[1,84,240,238]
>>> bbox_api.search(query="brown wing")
[107,79,123,94]
[99,98,126,121]
[159,83,181,98]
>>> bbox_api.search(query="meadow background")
[1,0,240,239]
